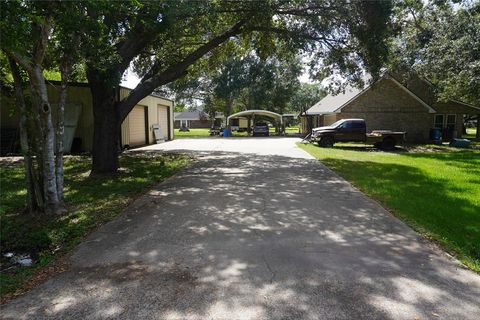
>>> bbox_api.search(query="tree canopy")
[164,52,316,117]
[391,0,480,105]
[2,0,395,174]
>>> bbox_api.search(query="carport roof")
[227,110,283,123]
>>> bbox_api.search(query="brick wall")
[302,77,477,141]
[174,120,212,129]
[339,78,433,143]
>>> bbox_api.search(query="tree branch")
[118,19,246,120]
[5,51,33,73]
[32,20,52,65]
[248,26,345,47]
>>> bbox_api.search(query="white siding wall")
[157,105,169,140]
[120,88,174,146]
[128,105,146,146]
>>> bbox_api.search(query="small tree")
[1,1,80,214]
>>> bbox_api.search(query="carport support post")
[477,114,480,140]
[247,116,252,136]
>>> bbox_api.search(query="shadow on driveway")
[2,152,480,319]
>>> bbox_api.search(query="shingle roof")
[305,84,366,115]
[305,75,440,115]
[174,111,204,121]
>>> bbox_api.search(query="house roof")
[306,74,480,116]
[306,75,437,115]
[174,110,205,121]
[306,84,366,115]
[45,80,174,102]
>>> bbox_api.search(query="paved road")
[2,138,480,319]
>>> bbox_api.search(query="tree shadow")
[320,143,411,153]
[2,152,480,319]
[320,157,480,262]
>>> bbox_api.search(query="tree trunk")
[89,82,121,174]
[56,86,65,201]
[8,57,37,213]
[29,65,62,214]
[6,20,67,215]
[56,59,72,200]
[225,97,233,131]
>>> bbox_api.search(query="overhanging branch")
[118,20,246,120]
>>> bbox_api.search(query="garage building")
[0,82,174,154]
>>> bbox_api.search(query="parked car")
[311,119,406,150]
[252,122,269,136]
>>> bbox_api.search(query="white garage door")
[129,105,146,146]
[157,105,169,140]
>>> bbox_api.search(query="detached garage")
[120,87,174,148]
[1,83,174,154]
[127,106,148,147]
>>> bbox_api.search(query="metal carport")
[227,110,283,135]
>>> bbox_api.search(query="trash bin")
[429,128,442,142]
[449,138,471,148]
[223,129,231,137]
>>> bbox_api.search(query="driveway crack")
[262,254,276,283]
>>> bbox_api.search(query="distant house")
[301,74,480,143]
[1,83,174,154]
[174,110,211,129]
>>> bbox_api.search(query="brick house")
[174,110,211,129]
[301,74,480,143]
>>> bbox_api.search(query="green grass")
[174,128,211,138]
[0,153,191,297]
[285,125,300,134]
[174,126,300,138]
[298,142,480,272]
[464,127,477,139]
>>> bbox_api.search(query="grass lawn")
[174,126,300,137]
[0,153,191,299]
[174,128,211,138]
[298,142,480,272]
[467,128,477,137]
[285,125,300,134]
[464,127,477,139]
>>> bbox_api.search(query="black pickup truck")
[310,119,406,150]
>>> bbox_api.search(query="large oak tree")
[80,0,393,173]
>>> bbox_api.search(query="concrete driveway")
[2,138,480,319]
[138,136,314,159]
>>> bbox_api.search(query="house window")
[446,114,456,130]
[180,120,189,128]
[434,114,444,129]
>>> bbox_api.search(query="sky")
[121,66,314,90]
[121,68,141,89]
